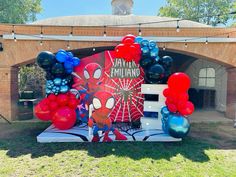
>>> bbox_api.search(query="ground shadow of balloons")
[0,122,215,163]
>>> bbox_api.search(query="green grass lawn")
[0,121,236,177]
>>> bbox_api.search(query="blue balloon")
[67,52,74,58]
[154,56,160,63]
[161,106,171,117]
[58,49,66,53]
[46,88,52,94]
[149,40,157,49]
[167,114,190,138]
[142,46,150,56]
[56,51,68,63]
[141,39,149,47]
[64,61,73,69]
[53,78,62,86]
[72,57,80,66]
[60,85,69,93]
[150,48,159,58]
[135,36,143,44]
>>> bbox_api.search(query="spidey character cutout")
[88,91,127,142]
[73,63,104,123]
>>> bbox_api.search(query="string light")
[92,42,96,51]
[138,23,142,36]
[40,26,43,38]
[67,41,70,49]
[184,40,188,48]
[12,25,15,36]
[69,26,73,37]
[163,43,166,51]
[40,40,43,46]
[103,26,107,37]
[14,36,17,42]
[176,20,180,32]
[205,37,208,44]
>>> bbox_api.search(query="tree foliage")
[0,0,42,24]
[158,0,234,26]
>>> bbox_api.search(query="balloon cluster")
[115,34,141,63]
[46,77,71,95]
[163,72,194,116]
[161,72,194,138]
[37,50,80,95]
[35,93,79,130]
[135,36,173,84]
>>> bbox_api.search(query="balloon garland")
[34,34,194,139]
[161,72,194,138]
[35,50,81,130]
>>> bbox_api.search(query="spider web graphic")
[104,51,145,122]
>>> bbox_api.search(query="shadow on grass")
[0,122,215,162]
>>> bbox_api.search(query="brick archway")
[1,24,236,120]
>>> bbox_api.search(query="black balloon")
[45,72,54,80]
[145,64,165,84]
[162,69,172,84]
[140,57,154,70]
[159,56,173,69]
[37,51,56,70]
[51,63,66,77]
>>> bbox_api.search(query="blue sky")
[36,0,167,20]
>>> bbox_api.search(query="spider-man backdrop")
[73,51,144,122]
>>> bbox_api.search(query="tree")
[158,0,234,26]
[0,0,42,24]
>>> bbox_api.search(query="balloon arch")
[35,34,194,142]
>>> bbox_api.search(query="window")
[198,68,215,87]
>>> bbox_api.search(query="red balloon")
[49,101,59,111]
[178,93,189,102]
[34,102,51,121]
[168,72,191,92]
[121,34,136,44]
[167,104,178,113]
[57,94,69,107]
[179,101,195,116]
[48,94,57,101]
[123,37,134,45]
[52,107,76,130]
[163,88,171,97]
[68,99,79,109]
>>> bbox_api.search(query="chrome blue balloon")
[154,56,160,63]
[141,39,149,47]
[149,40,157,49]
[72,57,80,66]
[167,114,190,138]
[53,78,62,86]
[161,106,171,117]
[46,88,52,94]
[56,51,68,63]
[135,36,143,44]
[142,46,150,56]
[60,85,69,93]
[150,48,159,59]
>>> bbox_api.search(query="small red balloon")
[34,102,51,121]
[57,94,69,107]
[52,107,76,130]
[163,88,171,97]
[68,99,79,110]
[121,34,136,44]
[49,101,59,111]
[168,72,191,92]
[167,104,178,113]
[178,93,189,102]
[179,101,195,116]
[48,94,57,101]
